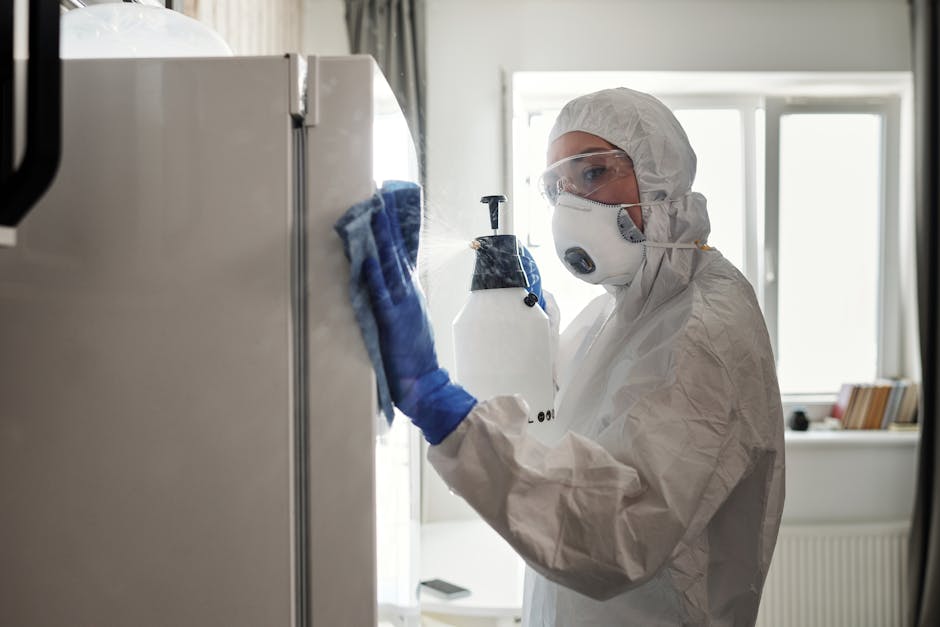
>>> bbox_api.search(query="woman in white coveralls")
[361,87,785,626]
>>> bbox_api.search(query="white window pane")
[777,113,881,394]
[673,109,746,272]
[523,112,557,252]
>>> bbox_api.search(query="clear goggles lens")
[538,149,634,206]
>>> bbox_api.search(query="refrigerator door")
[0,57,299,627]
[302,56,421,626]
[370,61,422,626]
[301,55,381,627]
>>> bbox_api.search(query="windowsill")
[785,428,920,446]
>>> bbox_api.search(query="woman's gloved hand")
[519,246,546,311]
[361,210,477,444]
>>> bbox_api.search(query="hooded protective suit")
[428,88,785,626]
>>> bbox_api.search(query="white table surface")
[420,520,526,617]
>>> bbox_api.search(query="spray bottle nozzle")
[469,194,527,291]
[480,195,507,235]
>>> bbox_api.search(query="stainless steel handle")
[0,0,61,228]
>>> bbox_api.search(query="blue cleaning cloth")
[379,180,421,266]
[334,180,422,425]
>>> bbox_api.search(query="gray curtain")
[345,0,427,184]
[909,1,940,625]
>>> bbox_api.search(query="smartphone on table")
[420,578,471,600]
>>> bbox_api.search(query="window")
[510,73,908,397]
[769,106,890,393]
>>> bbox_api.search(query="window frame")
[763,97,903,381]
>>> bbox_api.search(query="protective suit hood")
[549,87,711,318]
[549,87,699,203]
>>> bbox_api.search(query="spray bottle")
[453,195,555,433]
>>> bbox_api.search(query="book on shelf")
[832,383,854,421]
[864,383,893,429]
[894,381,920,424]
[830,378,919,429]
[837,384,863,428]
[847,384,873,429]
[880,379,912,429]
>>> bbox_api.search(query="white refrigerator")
[0,54,420,627]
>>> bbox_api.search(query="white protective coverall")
[428,88,785,626]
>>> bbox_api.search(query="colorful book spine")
[829,379,919,429]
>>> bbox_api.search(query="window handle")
[765,248,776,283]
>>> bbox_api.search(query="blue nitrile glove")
[519,246,546,311]
[361,210,477,444]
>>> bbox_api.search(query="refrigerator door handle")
[0,0,61,229]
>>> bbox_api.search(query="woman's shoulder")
[693,255,761,313]
[687,255,771,349]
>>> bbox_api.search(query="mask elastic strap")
[620,191,694,209]
[645,239,712,251]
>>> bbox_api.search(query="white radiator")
[756,522,909,627]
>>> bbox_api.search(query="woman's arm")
[428,344,757,601]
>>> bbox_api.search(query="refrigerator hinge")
[304,56,320,128]
[0,227,16,247]
[287,53,308,123]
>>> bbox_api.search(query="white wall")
[422,0,912,523]
[302,0,350,55]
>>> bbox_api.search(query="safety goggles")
[538,149,635,207]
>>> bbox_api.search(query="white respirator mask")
[551,192,647,286]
